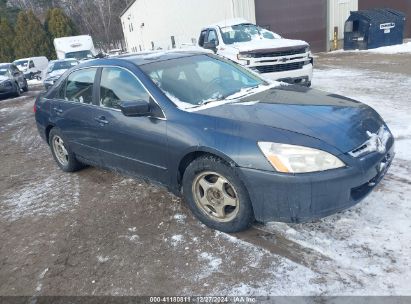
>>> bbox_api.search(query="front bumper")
[0,83,15,95]
[238,144,395,223]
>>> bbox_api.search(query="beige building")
[120,0,255,52]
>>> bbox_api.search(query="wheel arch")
[176,147,239,190]
[45,124,55,145]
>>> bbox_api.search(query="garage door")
[255,0,327,52]
[359,0,411,38]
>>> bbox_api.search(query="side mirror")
[119,100,150,117]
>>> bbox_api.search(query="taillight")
[33,103,37,113]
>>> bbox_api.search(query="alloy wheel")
[52,136,69,166]
[192,171,240,222]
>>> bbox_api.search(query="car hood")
[196,86,385,153]
[231,38,308,53]
[0,75,10,82]
[46,69,67,79]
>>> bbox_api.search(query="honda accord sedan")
[34,51,395,232]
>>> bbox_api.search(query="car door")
[90,66,168,183]
[50,67,102,164]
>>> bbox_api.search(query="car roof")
[205,18,252,29]
[114,50,208,66]
[51,59,78,63]
[0,63,11,69]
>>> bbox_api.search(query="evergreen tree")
[13,10,52,59]
[45,8,77,40]
[0,18,15,62]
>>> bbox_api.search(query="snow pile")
[367,42,411,54]
[333,42,411,54]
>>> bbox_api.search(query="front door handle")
[95,116,109,125]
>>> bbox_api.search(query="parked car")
[34,51,394,232]
[13,57,49,80]
[43,59,79,90]
[0,63,28,98]
[198,19,313,86]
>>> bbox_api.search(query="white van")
[54,35,96,61]
[13,57,49,80]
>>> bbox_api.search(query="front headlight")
[258,142,345,173]
[237,53,253,60]
[0,81,12,87]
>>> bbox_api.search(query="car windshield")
[220,23,279,45]
[48,60,78,73]
[0,68,9,76]
[140,54,269,108]
[14,60,28,69]
[65,51,93,60]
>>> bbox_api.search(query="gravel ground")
[0,51,410,297]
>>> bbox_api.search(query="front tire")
[13,82,21,97]
[182,156,254,233]
[49,128,84,172]
[22,79,29,92]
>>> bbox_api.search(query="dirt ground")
[0,51,410,297]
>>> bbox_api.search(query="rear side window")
[65,68,97,104]
[99,67,149,109]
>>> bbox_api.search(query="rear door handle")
[95,116,109,125]
[53,107,63,114]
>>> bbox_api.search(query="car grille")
[254,62,305,74]
[246,48,307,58]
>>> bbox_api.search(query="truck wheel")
[49,128,84,172]
[182,156,254,233]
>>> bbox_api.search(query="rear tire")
[49,128,84,172]
[182,156,254,233]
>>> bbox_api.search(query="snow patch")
[173,214,187,223]
[1,172,80,220]
[170,234,184,246]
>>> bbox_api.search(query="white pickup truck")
[198,19,313,86]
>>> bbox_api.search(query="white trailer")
[120,0,255,52]
[53,35,96,60]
